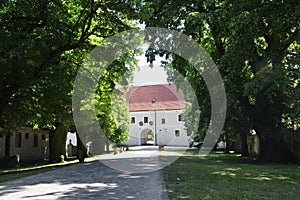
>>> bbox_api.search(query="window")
[161,118,166,124]
[178,114,182,122]
[15,132,22,148]
[131,117,136,124]
[33,134,38,147]
[42,134,46,140]
[144,117,148,123]
[175,130,180,137]
[25,132,29,139]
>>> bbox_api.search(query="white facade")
[124,109,190,146]
[0,126,49,162]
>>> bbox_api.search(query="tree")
[93,60,132,154]
[0,0,139,162]
[139,0,300,162]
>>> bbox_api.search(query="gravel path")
[0,146,169,200]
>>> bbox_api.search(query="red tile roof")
[125,84,185,111]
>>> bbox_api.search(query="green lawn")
[162,150,300,200]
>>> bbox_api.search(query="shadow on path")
[0,147,172,200]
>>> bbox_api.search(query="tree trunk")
[260,136,292,163]
[225,132,230,153]
[240,132,249,156]
[105,138,110,153]
[255,125,292,163]
[48,123,68,163]
[4,133,11,157]
[89,132,105,155]
[76,132,87,163]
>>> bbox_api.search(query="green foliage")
[0,0,138,136]
[0,0,143,161]
[1,0,299,161]
[111,89,130,144]
[139,0,300,160]
[93,60,133,145]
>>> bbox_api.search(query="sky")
[130,55,169,86]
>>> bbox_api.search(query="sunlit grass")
[163,150,300,200]
[1,160,77,173]
[0,155,101,183]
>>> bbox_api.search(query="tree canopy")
[1,0,299,162]
[139,0,300,161]
[0,0,139,161]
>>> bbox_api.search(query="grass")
[162,150,300,200]
[0,155,101,183]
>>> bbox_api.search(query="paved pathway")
[0,146,170,200]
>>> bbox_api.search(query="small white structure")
[0,126,49,162]
[124,84,190,146]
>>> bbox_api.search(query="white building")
[124,84,190,146]
[0,126,49,162]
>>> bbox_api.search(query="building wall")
[124,109,190,146]
[9,127,49,162]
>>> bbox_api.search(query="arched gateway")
[140,129,154,145]
[122,84,190,147]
